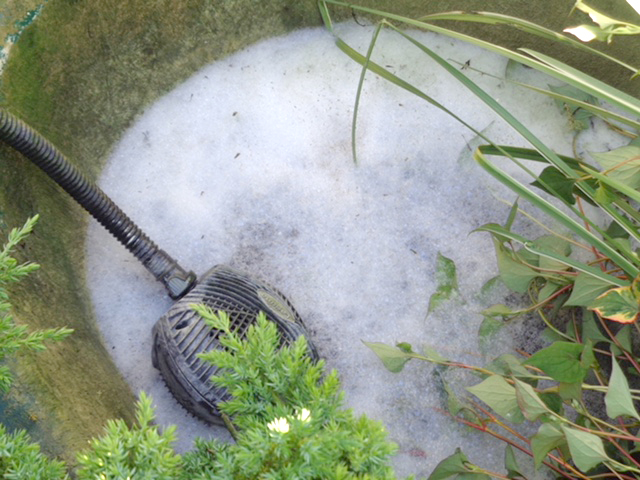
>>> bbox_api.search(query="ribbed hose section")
[0,108,196,299]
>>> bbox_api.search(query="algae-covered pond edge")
[0,3,44,76]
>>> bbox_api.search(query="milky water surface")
[86,23,622,477]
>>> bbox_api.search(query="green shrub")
[181,308,400,480]
[73,310,400,479]
[0,425,67,480]
[0,215,72,391]
[75,393,181,479]
[0,215,71,479]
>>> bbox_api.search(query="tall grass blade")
[477,146,640,243]
[321,0,640,277]
[322,1,640,118]
[515,83,640,131]
[477,223,628,287]
[328,35,498,159]
[520,49,640,117]
[350,23,384,164]
[475,148,640,278]
[416,10,639,75]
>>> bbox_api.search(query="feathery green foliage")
[0,216,71,478]
[0,425,67,479]
[0,215,73,391]
[182,308,400,479]
[75,393,181,479]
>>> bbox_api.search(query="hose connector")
[0,108,196,299]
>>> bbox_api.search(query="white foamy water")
[86,22,623,477]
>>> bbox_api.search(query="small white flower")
[563,26,598,42]
[267,417,290,434]
[296,408,311,423]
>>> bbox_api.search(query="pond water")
[85,22,623,477]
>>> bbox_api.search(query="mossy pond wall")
[1,0,638,466]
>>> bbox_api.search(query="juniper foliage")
[182,307,400,479]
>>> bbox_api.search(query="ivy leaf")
[588,286,640,324]
[592,145,640,190]
[531,167,577,204]
[504,444,525,479]
[428,448,469,480]
[533,234,573,275]
[605,354,640,420]
[524,342,590,383]
[485,354,534,380]
[612,236,633,257]
[616,325,633,352]
[542,326,568,343]
[363,342,413,373]
[548,84,597,119]
[580,310,611,345]
[538,281,561,303]
[494,241,539,293]
[571,108,594,132]
[422,346,448,364]
[531,423,566,469]
[517,246,539,268]
[478,316,504,354]
[540,392,564,415]
[428,448,490,480]
[513,378,548,422]
[594,181,617,206]
[558,381,583,401]
[428,253,461,314]
[466,375,524,424]
[605,218,630,239]
[441,378,465,418]
[562,426,611,472]
[580,340,596,371]
[478,275,502,299]
[565,273,612,307]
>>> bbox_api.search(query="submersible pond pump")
[0,108,319,425]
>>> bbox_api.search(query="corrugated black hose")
[0,108,196,299]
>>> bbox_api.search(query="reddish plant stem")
[597,314,640,375]
[606,435,640,471]
[470,401,529,444]
[585,403,640,470]
[435,408,586,479]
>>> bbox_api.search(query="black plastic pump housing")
[152,265,318,425]
[0,108,318,425]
